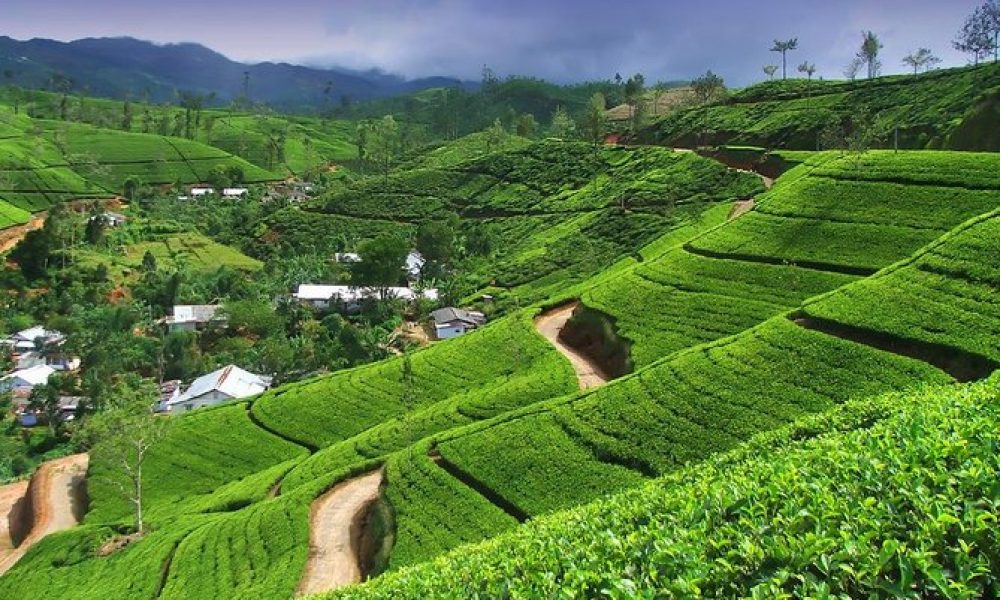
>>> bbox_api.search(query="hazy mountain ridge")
[0,36,472,109]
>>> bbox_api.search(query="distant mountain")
[0,36,473,111]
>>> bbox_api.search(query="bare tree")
[77,380,170,534]
[691,70,726,104]
[844,57,864,81]
[770,38,799,80]
[763,65,779,80]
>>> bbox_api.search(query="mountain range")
[0,36,472,110]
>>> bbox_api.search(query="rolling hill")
[1,140,996,600]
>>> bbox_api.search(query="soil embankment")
[535,303,613,389]
[297,470,384,596]
[0,453,89,576]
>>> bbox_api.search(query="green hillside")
[259,139,762,304]
[0,131,998,598]
[329,376,1000,599]
[0,87,358,177]
[643,62,1000,150]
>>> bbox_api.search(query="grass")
[74,231,263,279]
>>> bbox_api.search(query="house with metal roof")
[430,307,487,339]
[161,365,271,413]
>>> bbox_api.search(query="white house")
[0,365,56,394]
[406,251,425,279]
[294,284,439,310]
[222,188,249,198]
[190,187,215,197]
[430,307,487,339]
[3,327,65,353]
[333,253,362,264]
[162,365,271,413]
[3,327,78,372]
[90,212,128,227]
[164,305,224,332]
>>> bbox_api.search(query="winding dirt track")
[535,303,609,390]
[297,470,384,596]
[0,453,89,576]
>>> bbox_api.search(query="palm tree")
[770,38,799,80]
[858,31,883,79]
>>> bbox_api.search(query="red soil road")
[297,470,384,596]
[0,453,89,576]
[0,480,29,558]
[535,302,609,390]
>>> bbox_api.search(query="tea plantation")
[1,93,998,599]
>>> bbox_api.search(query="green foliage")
[329,379,1000,599]
[803,210,1000,364]
[254,310,576,455]
[85,402,306,526]
[645,62,1000,149]
[383,440,518,569]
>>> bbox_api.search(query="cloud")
[303,0,982,84]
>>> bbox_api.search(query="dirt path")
[535,303,609,390]
[0,481,29,556]
[728,198,756,220]
[0,214,46,254]
[297,470,384,596]
[0,453,89,576]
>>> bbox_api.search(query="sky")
[2,0,986,85]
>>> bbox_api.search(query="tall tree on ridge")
[858,31,883,79]
[770,38,799,80]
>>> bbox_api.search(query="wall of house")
[435,324,468,340]
[171,391,234,412]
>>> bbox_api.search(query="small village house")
[190,187,215,198]
[161,365,271,413]
[294,284,439,311]
[90,212,128,227]
[2,327,79,371]
[431,307,487,339]
[0,365,56,394]
[222,188,249,198]
[164,305,225,332]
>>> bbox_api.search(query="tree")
[954,2,999,64]
[415,220,454,278]
[583,92,607,150]
[365,115,400,186]
[84,213,106,245]
[142,250,158,273]
[549,105,576,139]
[515,113,537,138]
[121,98,133,130]
[400,349,416,409]
[770,38,799,80]
[797,62,817,80]
[10,227,53,280]
[483,118,508,154]
[844,57,864,81]
[123,176,141,201]
[351,234,409,298]
[28,383,62,438]
[76,379,170,534]
[763,65,779,80]
[902,48,940,74]
[623,74,646,133]
[857,31,883,79]
[691,70,726,104]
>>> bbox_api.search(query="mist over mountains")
[0,36,473,110]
